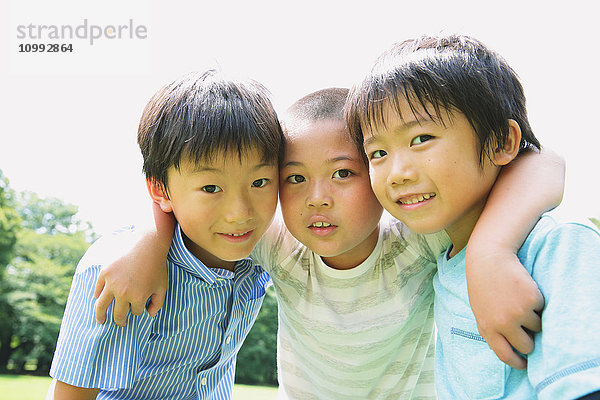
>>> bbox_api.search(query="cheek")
[278,189,300,220]
[368,167,388,199]
[352,181,383,216]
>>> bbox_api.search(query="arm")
[46,379,99,400]
[466,148,565,369]
[94,202,175,326]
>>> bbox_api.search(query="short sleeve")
[525,221,600,399]
[50,236,154,389]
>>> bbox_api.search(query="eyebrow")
[191,162,275,174]
[283,155,358,169]
[363,119,432,147]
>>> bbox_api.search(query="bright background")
[2,0,599,235]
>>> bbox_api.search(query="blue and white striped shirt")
[50,225,270,399]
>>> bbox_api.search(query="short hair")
[286,87,349,125]
[138,70,283,193]
[282,88,368,162]
[346,34,541,165]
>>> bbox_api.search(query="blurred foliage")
[0,170,22,372]
[0,169,92,373]
[236,287,278,386]
[591,217,599,229]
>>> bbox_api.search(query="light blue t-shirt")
[50,224,270,399]
[434,215,600,399]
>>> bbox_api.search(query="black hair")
[137,70,283,193]
[286,87,349,124]
[283,87,368,162]
[346,34,541,165]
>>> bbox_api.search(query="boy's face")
[362,99,500,248]
[154,149,278,269]
[279,119,383,269]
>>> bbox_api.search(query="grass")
[1,374,53,400]
[0,374,277,399]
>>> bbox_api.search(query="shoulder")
[252,213,306,269]
[518,213,600,285]
[75,225,145,275]
[522,213,600,254]
[379,212,450,262]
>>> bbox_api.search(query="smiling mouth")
[227,231,251,237]
[397,193,436,205]
[219,230,254,241]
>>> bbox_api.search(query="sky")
[2,0,599,236]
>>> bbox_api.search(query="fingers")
[520,310,542,333]
[532,290,545,313]
[146,292,166,318]
[503,326,535,355]
[486,334,527,370]
[94,289,114,324]
[93,273,106,299]
[112,299,130,327]
[130,301,146,316]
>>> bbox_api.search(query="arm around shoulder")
[465,147,565,369]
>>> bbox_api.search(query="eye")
[411,135,433,145]
[369,149,387,160]
[252,178,269,188]
[286,174,306,184]
[332,169,353,179]
[201,184,222,193]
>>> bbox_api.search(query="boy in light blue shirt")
[346,34,600,399]
[46,70,282,399]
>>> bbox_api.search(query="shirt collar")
[167,224,236,283]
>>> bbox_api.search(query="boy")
[346,33,600,399]
[46,70,283,399]
[95,87,563,398]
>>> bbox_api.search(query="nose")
[306,180,332,208]
[387,153,417,186]
[224,191,253,224]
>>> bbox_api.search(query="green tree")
[236,287,278,386]
[0,170,21,372]
[3,191,93,373]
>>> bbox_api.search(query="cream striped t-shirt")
[252,213,450,399]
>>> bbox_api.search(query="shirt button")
[225,336,231,344]
[200,377,207,386]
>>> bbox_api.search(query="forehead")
[361,96,453,140]
[284,119,361,156]
[178,147,274,173]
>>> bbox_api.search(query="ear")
[492,119,522,166]
[146,179,173,213]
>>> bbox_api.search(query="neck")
[445,202,486,259]
[182,232,236,271]
[321,225,379,270]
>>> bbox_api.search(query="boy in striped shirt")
[46,70,283,399]
[93,87,563,398]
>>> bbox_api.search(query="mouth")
[307,221,337,236]
[219,230,254,242]
[397,193,436,206]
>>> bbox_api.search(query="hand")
[93,230,169,327]
[466,250,544,370]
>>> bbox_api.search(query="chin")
[402,221,442,235]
